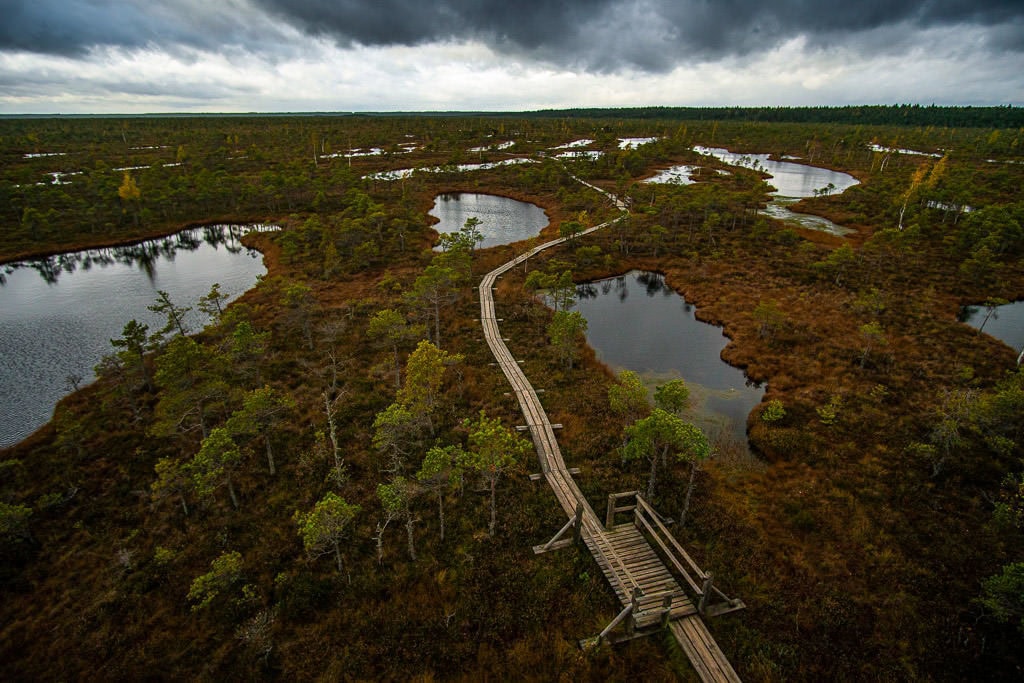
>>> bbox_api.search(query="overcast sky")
[1,0,1021,113]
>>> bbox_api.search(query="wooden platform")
[584,524,696,629]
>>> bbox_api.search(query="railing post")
[625,587,641,637]
[635,493,647,531]
[606,494,616,529]
[660,586,674,629]
[573,502,584,543]
[699,572,714,615]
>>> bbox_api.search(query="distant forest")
[522,105,1024,128]
[5,105,1022,129]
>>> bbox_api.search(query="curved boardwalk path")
[477,187,741,682]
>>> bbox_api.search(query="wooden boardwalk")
[476,188,742,682]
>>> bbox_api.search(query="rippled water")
[0,225,271,448]
[429,193,549,249]
[574,271,764,446]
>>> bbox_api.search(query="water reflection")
[644,165,699,185]
[429,193,549,249]
[2,224,276,286]
[668,146,860,235]
[574,271,765,449]
[762,199,854,237]
[960,300,1024,356]
[619,137,658,149]
[0,224,273,448]
[693,146,859,198]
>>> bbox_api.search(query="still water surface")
[648,147,859,236]
[0,225,270,447]
[961,300,1024,357]
[574,271,764,447]
[693,146,859,198]
[696,146,860,236]
[429,193,549,249]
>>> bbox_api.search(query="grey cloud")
[1,75,253,105]
[0,0,165,55]
[986,19,1024,52]
[0,0,293,57]
[252,0,618,51]
[250,0,1024,71]
[3,0,1023,72]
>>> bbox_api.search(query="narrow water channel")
[0,225,271,448]
[696,146,860,236]
[646,147,859,236]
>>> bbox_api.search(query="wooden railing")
[608,491,745,618]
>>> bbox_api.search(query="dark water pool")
[960,300,1024,359]
[574,271,764,447]
[429,193,549,249]
[0,225,271,447]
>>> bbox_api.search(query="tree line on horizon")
[521,104,1024,128]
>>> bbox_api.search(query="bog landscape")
[2,106,1024,680]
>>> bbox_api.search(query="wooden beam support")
[596,601,635,646]
[533,538,574,554]
[530,467,577,481]
[698,573,713,615]
[625,588,641,637]
[533,513,579,555]
[701,598,747,618]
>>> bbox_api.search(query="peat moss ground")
[536,216,1023,678]
[2,117,1024,681]
[461,154,1024,679]
[0,178,685,682]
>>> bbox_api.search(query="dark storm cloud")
[3,0,1022,70]
[0,0,292,57]
[251,0,1024,70]
[251,0,617,50]
[0,1,163,54]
